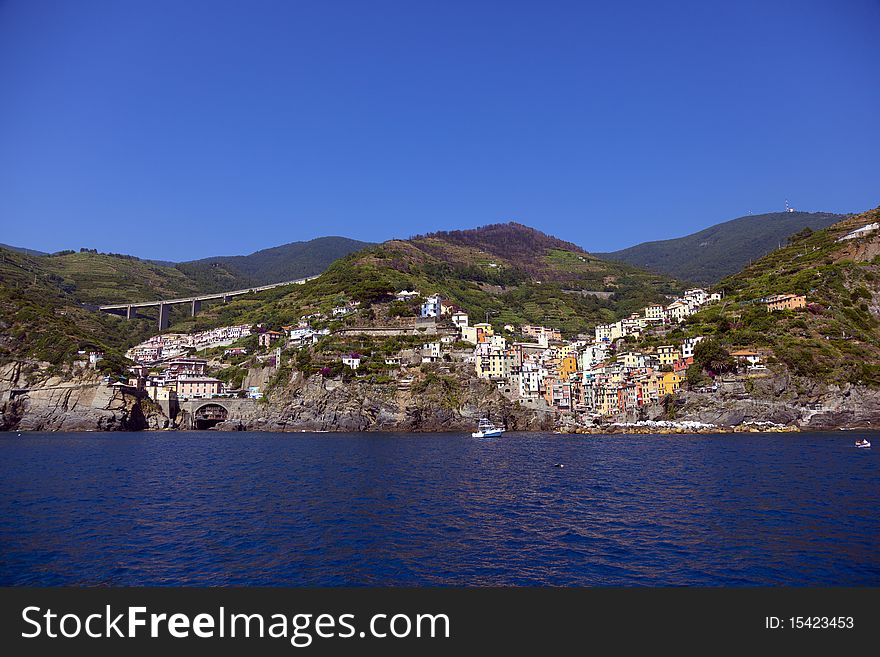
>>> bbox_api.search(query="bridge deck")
[98,275,318,310]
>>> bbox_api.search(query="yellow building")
[657,371,684,397]
[596,384,620,416]
[656,345,681,367]
[475,350,510,380]
[766,294,806,312]
[145,381,177,402]
[472,322,494,336]
[641,374,660,404]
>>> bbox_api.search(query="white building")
[681,336,705,359]
[518,361,545,399]
[420,294,442,318]
[421,342,442,362]
[645,304,665,322]
[288,327,313,342]
[731,349,763,366]
[594,323,619,343]
[487,335,507,349]
[579,343,610,370]
[665,299,693,323]
[683,288,709,306]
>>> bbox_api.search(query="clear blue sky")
[1,0,878,261]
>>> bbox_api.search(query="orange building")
[558,355,579,381]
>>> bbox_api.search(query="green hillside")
[39,251,221,304]
[0,242,47,257]
[0,248,158,366]
[0,235,380,367]
[176,236,372,289]
[175,222,682,337]
[2,235,372,306]
[674,206,880,385]
[598,211,844,284]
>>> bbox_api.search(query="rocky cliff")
[4,359,879,433]
[0,362,170,432]
[210,363,560,432]
[634,368,880,429]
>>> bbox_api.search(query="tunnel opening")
[193,403,228,430]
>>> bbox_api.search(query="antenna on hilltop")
[784,199,795,213]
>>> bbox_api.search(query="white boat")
[855,439,871,448]
[472,418,505,438]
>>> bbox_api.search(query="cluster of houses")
[120,283,792,419]
[127,325,252,362]
[592,288,721,343]
[450,288,770,418]
[465,323,709,416]
[128,357,227,402]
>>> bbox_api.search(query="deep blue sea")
[0,431,877,586]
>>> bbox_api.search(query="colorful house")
[765,294,806,312]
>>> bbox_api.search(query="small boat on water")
[855,439,871,449]
[472,418,505,438]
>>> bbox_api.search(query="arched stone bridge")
[176,398,260,430]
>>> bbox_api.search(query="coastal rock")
[637,369,880,429]
[0,362,170,432]
[6,358,880,433]
[196,363,560,432]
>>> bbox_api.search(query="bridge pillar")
[222,295,230,304]
[158,303,170,330]
[126,305,134,320]
[191,299,201,317]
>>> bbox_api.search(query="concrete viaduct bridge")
[98,275,318,329]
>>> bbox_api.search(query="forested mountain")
[598,211,844,284]
[176,236,372,289]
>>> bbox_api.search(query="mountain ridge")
[174,221,683,338]
[0,243,47,257]
[175,236,373,289]
[598,211,845,284]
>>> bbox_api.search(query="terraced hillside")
[39,251,217,304]
[0,248,158,365]
[674,206,880,385]
[177,222,683,337]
